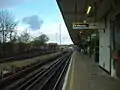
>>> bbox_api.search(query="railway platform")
[63,51,120,90]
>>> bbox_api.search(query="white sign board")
[73,22,104,30]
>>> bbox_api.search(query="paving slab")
[65,51,120,90]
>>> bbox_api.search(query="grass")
[0,52,62,70]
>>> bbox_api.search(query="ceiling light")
[87,6,91,14]
[84,20,86,23]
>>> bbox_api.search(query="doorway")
[111,13,120,78]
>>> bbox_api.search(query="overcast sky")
[0,0,73,44]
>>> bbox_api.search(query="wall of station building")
[99,21,111,73]
[98,11,120,77]
[110,13,120,77]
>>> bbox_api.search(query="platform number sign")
[72,22,101,30]
[73,22,89,29]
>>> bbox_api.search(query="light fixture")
[87,6,91,14]
[84,20,86,23]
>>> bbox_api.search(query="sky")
[0,0,73,44]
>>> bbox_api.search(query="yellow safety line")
[69,59,74,90]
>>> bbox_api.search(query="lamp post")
[55,33,58,43]
[59,24,62,50]
[59,24,61,45]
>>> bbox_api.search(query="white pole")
[59,24,61,45]
[55,33,58,43]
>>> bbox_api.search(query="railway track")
[0,51,67,89]
[0,51,64,79]
[25,52,71,90]
[0,51,72,90]
[39,52,71,90]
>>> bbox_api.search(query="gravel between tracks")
[0,52,62,73]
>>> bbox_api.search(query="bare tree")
[0,10,18,43]
[0,10,18,57]
[18,30,31,43]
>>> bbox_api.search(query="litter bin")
[113,50,120,78]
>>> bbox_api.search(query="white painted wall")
[99,21,111,72]
[97,1,120,78]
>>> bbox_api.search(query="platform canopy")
[57,0,115,45]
